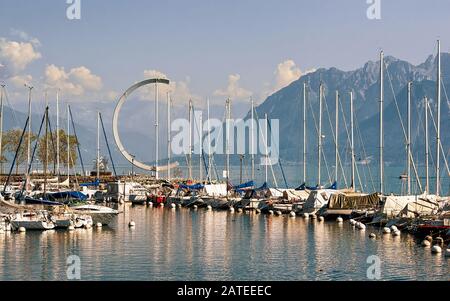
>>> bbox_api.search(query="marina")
[0,0,449,284]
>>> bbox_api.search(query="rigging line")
[253,109,278,187]
[319,93,333,185]
[267,118,288,188]
[307,92,332,186]
[3,116,29,193]
[352,115,368,192]
[353,112,376,192]
[385,64,423,193]
[191,104,209,180]
[68,105,86,176]
[323,91,348,187]
[99,112,117,178]
[427,101,450,177]
[2,86,20,128]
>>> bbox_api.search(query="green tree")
[37,129,79,171]
[4,129,37,174]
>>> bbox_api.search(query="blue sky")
[0,0,449,124]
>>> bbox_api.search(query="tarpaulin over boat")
[80,179,100,187]
[204,184,227,197]
[256,182,268,191]
[296,181,337,191]
[328,193,379,210]
[49,191,88,200]
[302,190,336,213]
[381,194,440,218]
[282,189,310,202]
[233,181,254,191]
[398,196,440,218]
[178,183,204,190]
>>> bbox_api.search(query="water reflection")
[0,206,448,281]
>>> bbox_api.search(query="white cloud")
[0,38,42,75]
[9,29,41,47]
[44,64,103,96]
[141,69,201,106]
[274,60,302,91]
[9,74,33,88]
[213,74,252,100]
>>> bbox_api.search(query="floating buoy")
[349,219,355,225]
[206,205,212,211]
[289,211,296,217]
[336,217,343,223]
[96,223,102,228]
[359,223,366,230]
[18,227,26,233]
[268,210,274,215]
[421,240,431,247]
[434,237,444,245]
[431,245,442,254]
[393,230,401,236]
[159,203,165,208]
[237,208,243,213]
[84,223,92,229]
[383,227,391,234]
[229,207,235,213]
[192,205,198,210]
[303,213,309,219]
[318,216,324,222]
[148,202,153,207]
[369,233,377,239]
[128,221,136,227]
[390,225,398,232]
[275,210,282,216]
[170,203,176,209]
[425,235,433,242]
[68,225,75,231]
[255,208,261,214]
[176,204,182,208]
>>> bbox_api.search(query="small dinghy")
[10,211,55,230]
[70,204,119,225]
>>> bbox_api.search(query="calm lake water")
[0,205,448,281]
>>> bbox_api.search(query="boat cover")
[204,184,227,197]
[328,193,379,210]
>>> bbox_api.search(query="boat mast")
[199,111,203,182]
[335,90,339,183]
[251,97,255,182]
[167,91,171,181]
[407,81,412,195]
[436,40,441,196]
[56,89,60,177]
[265,113,268,184]
[303,82,307,184]
[25,84,33,191]
[96,111,100,180]
[207,98,212,182]
[379,51,384,195]
[350,91,355,190]
[424,97,429,194]
[67,104,70,181]
[0,84,4,174]
[155,81,159,180]
[226,98,230,185]
[188,99,192,180]
[318,83,323,187]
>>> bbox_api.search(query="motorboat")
[70,204,119,225]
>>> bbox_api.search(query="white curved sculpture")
[112,78,179,172]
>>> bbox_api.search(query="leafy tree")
[37,129,79,171]
[4,129,37,174]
